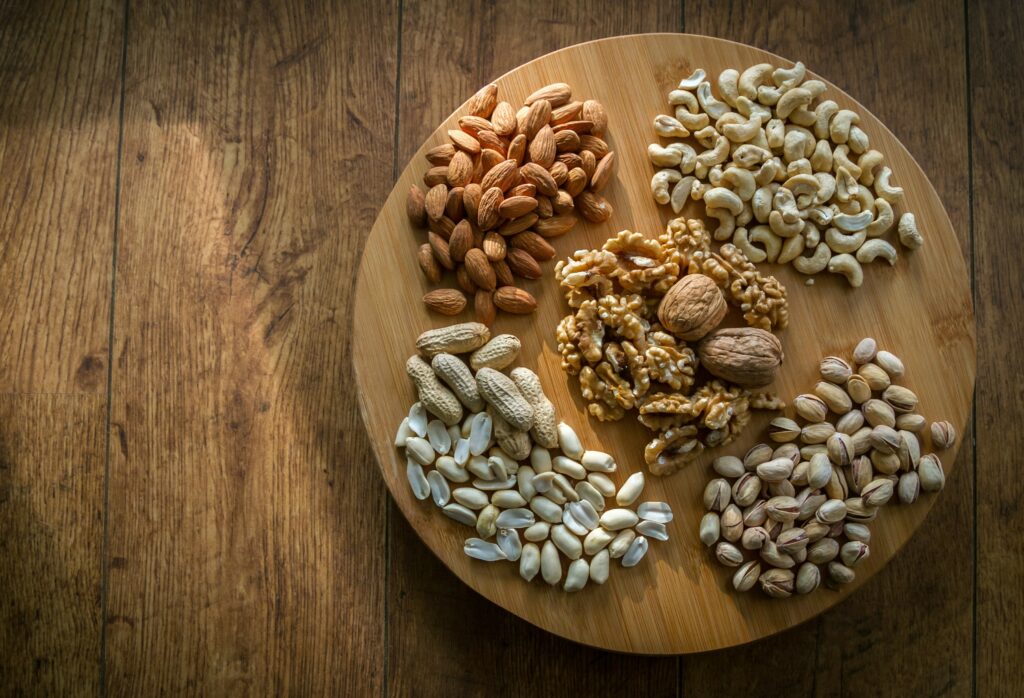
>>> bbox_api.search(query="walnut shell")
[698,328,784,387]
[657,274,727,341]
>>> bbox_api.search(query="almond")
[417,243,442,283]
[535,195,554,218]
[525,83,571,108]
[590,151,616,192]
[423,288,467,316]
[479,149,504,177]
[448,129,480,155]
[523,99,552,139]
[474,289,497,325]
[554,129,580,152]
[446,150,473,187]
[476,130,506,155]
[552,190,574,214]
[406,185,426,227]
[463,183,482,224]
[476,187,503,230]
[464,248,496,291]
[550,100,582,125]
[466,83,497,118]
[494,287,538,314]
[582,100,608,136]
[459,115,494,137]
[471,226,484,249]
[558,152,584,171]
[528,125,556,168]
[507,133,527,165]
[549,161,568,185]
[491,101,516,136]
[426,143,455,165]
[506,248,542,279]
[424,166,448,187]
[534,213,577,238]
[455,265,477,294]
[425,183,448,221]
[579,149,597,178]
[448,220,474,262]
[480,159,517,192]
[427,215,455,239]
[579,135,609,160]
[519,163,558,196]
[483,231,507,261]
[492,259,515,287]
[551,120,594,134]
[509,183,536,198]
[428,231,454,270]
[565,167,588,197]
[498,195,538,219]
[497,213,538,237]
[447,188,466,222]
[510,232,556,261]
[576,191,613,223]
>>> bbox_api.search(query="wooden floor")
[0,0,1019,694]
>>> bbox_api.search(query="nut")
[819,356,853,384]
[493,287,537,314]
[406,355,463,426]
[430,353,485,412]
[657,274,727,340]
[510,367,559,449]
[698,327,784,387]
[423,289,467,316]
[930,420,957,449]
[470,334,521,371]
[416,322,490,356]
[475,367,534,432]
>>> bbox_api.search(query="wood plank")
[0,0,122,693]
[388,1,681,693]
[970,0,1024,695]
[104,1,396,692]
[683,1,973,694]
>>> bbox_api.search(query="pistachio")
[851,426,873,455]
[827,432,855,466]
[790,460,810,487]
[699,512,721,546]
[870,448,900,475]
[713,455,745,478]
[825,466,849,501]
[760,541,796,569]
[869,425,902,454]
[777,527,809,554]
[827,561,856,585]
[795,561,821,594]
[898,430,921,471]
[794,393,829,422]
[840,541,870,568]
[732,472,762,507]
[743,499,768,527]
[918,453,945,492]
[768,480,796,498]
[820,356,853,384]
[704,478,731,511]
[836,409,865,435]
[861,478,894,507]
[844,496,878,522]
[803,520,831,542]
[743,443,774,469]
[769,417,802,443]
[882,384,918,413]
[733,560,762,592]
[846,374,872,404]
[757,457,795,483]
[799,493,827,521]
[814,380,853,414]
[853,337,877,364]
[896,412,927,433]
[930,420,957,449]
[760,568,795,598]
[801,421,836,444]
[848,455,873,494]
[859,362,891,391]
[800,444,829,460]
[721,504,744,542]
[715,541,744,567]
[863,399,896,428]
[875,350,905,378]
[815,498,847,524]
[807,538,839,565]
[843,522,871,542]
[773,443,802,467]
[742,526,770,550]
[766,496,801,522]
[898,471,920,504]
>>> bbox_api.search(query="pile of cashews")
[648,63,925,287]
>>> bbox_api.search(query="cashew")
[647,142,679,167]
[718,68,741,107]
[772,186,803,223]
[670,175,697,213]
[803,220,822,246]
[786,158,812,177]
[432,353,486,412]
[802,80,827,99]
[694,125,720,149]
[897,212,924,249]
[777,231,806,264]
[707,207,736,241]
[829,109,860,144]
[825,226,867,253]
[848,125,870,154]
[835,166,859,203]
[752,185,775,222]
[736,201,754,227]
[654,114,689,138]
[806,205,833,228]
[675,106,710,131]
[770,209,805,237]
[834,198,861,215]
[668,89,699,112]
[733,227,766,262]
[874,167,904,203]
[849,183,874,214]
[704,186,744,215]
[784,173,819,208]
[722,114,763,143]
[476,367,534,432]
[810,139,833,172]
[832,144,863,180]
[735,96,773,121]
[813,173,837,204]
[679,143,697,174]
[793,242,832,274]
[773,61,806,89]
[651,169,682,204]
[788,107,818,128]
[784,128,815,162]
[856,239,898,266]
[833,209,873,233]
[697,81,729,120]
[747,128,771,152]
[708,165,725,187]
[776,87,813,119]
[756,85,782,106]
[738,63,774,99]
[722,166,757,200]
[814,100,839,140]
[750,225,783,262]
[857,150,885,186]
[697,135,730,167]
[754,159,782,186]
[827,253,864,287]
[766,118,786,150]
[733,144,772,169]
[866,198,894,237]
[407,355,464,426]
[690,179,707,201]
[678,69,706,91]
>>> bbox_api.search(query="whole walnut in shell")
[657,274,727,341]
[698,327,784,387]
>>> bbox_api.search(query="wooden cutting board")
[352,34,975,654]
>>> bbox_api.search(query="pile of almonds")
[397,322,672,591]
[406,82,617,324]
[700,337,956,597]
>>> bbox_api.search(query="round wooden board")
[353,34,975,654]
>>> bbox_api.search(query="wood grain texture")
[389,3,681,694]
[683,1,975,693]
[356,33,975,655]
[104,1,395,693]
[970,0,1024,695]
[0,0,122,693]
